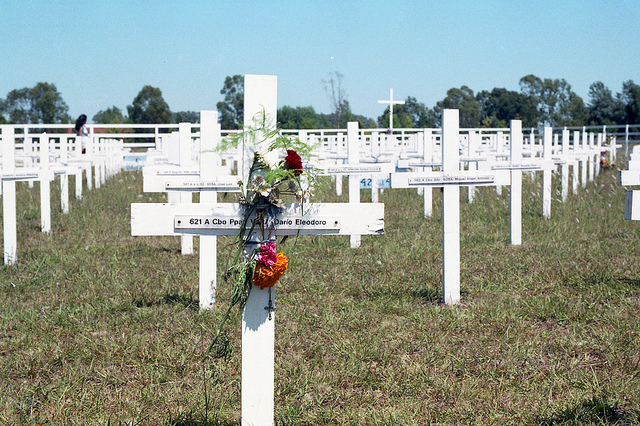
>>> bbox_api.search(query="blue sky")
[1,0,638,122]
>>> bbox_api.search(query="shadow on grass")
[536,397,640,425]
[163,291,200,310]
[410,288,441,303]
[131,291,199,310]
[569,273,640,289]
[363,287,442,304]
[165,413,237,426]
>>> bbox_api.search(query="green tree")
[127,85,172,124]
[217,75,243,129]
[172,111,200,124]
[377,96,438,128]
[619,80,640,125]
[434,86,481,128]
[1,82,70,124]
[278,105,319,129]
[0,98,6,124]
[476,88,539,128]
[587,82,625,126]
[30,82,71,124]
[351,113,376,129]
[2,88,31,123]
[519,75,585,127]
[93,106,127,124]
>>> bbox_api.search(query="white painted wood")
[179,123,194,255]
[467,130,479,203]
[619,169,640,186]
[560,130,569,201]
[581,130,588,187]
[588,133,600,182]
[625,190,640,220]
[143,166,201,192]
[542,127,553,219]
[572,131,580,194]
[198,110,220,310]
[131,203,384,237]
[378,88,405,130]
[510,120,523,246]
[422,129,433,217]
[58,135,70,213]
[241,74,278,426]
[39,134,51,233]
[348,121,362,249]
[442,110,460,305]
[2,126,17,264]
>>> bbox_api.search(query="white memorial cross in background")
[378,88,405,131]
[131,75,384,425]
[2,127,56,264]
[152,111,239,309]
[391,109,496,305]
[142,123,201,255]
[486,120,544,246]
[320,121,394,248]
[620,145,640,220]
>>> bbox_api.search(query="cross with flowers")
[130,75,384,425]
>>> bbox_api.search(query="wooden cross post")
[2,126,44,264]
[132,74,384,426]
[396,130,439,218]
[2,126,18,265]
[199,111,222,309]
[619,148,640,220]
[441,109,461,305]
[560,129,570,201]
[130,203,384,425]
[580,129,589,187]
[509,120,523,245]
[378,88,405,131]
[38,133,52,233]
[141,114,237,309]
[390,110,496,305]
[572,131,580,195]
[542,127,556,219]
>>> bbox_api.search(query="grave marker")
[378,88,405,131]
[131,75,383,425]
[391,110,497,305]
[2,126,18,264]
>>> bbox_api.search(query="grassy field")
[1,161,640,425]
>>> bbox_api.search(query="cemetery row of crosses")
[0,75,628,425]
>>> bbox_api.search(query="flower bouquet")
[206,111,318,364]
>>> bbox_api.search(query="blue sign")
[360,177,391,189]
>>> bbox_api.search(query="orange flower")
[252,251,288,290]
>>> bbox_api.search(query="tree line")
[0,84,197,126]
[2,75,639,130]
[218,73,640,130]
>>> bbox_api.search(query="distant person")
[74,114,88,154]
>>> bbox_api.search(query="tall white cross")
[378,88,405,131]
[131,76,385,425]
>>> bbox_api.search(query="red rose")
[285,149,303,176]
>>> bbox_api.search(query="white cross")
[131,75,384,426]
[378,88,405,131]
[391,110,498,305]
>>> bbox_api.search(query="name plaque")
[408,174,495,186]
[165,181,239,190]
[408,162,441,168]
[156,170,200,176]
[1,172,39,181]
[174,215,341,231]
[325,165,382,174]
[491,163,542,171]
